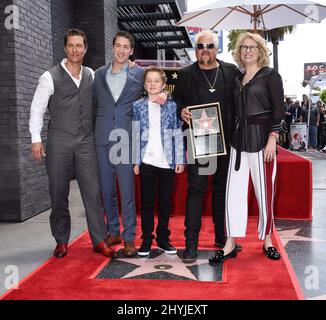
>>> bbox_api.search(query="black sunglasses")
[196,43,215,50]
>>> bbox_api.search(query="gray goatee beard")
[199,57,214,66]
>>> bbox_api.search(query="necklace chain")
[200,67,218,93]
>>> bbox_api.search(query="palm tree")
[227,27,294,72]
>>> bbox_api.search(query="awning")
[117,0,192,59]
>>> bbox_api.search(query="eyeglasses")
[240,45,259,52]
[196,43,215,50]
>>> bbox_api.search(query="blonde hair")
[233,32,270,69]
[144,66,166,83]
[195,30,219,49]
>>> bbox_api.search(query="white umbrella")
[176,0,326,31]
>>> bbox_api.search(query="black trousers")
[139,163,175,243]
[184,155,229,249]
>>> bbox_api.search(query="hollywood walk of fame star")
[192,110,217,134]
[115,252,210,280]
[278,228,326,247]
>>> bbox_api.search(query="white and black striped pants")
[225,147,277,240]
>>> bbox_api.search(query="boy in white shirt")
[133,67,185,256]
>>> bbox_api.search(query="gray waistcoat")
[48,64,93,135]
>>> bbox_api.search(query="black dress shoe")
[54,243,68,258]
[263,246,281,260]
[209,247,237,263]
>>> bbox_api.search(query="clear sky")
[185,0,326,100]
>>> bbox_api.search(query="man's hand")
[181,107,191,125]
[152,91,168,105]
[31,142,46,162]
[175,165,184,174]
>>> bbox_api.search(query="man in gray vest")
[29,29,116,259]
[94,31,167,256]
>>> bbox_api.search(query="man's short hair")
[113,31,135,49]
[64,29,88,48]
[195,30,219,49]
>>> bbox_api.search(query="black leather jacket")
[231,67,285,170]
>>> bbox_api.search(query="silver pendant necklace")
[200,67,218,93]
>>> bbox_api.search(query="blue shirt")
[106,63,128,102]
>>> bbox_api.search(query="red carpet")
[1,216,303,300]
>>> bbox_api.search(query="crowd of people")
[29,28,289,266]
[284,97,326,152]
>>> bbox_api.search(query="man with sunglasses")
[173,30,240,263]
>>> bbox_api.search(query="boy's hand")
[134,165,140,175]
[175,165,184,174]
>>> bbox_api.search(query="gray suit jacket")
[94,63,144,145]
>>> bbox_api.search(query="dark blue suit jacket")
[94,64,144,145]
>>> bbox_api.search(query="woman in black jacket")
[210,32,285,263]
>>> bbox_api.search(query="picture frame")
[188,102,227,159]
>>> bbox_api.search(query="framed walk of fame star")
[188,102,227,158]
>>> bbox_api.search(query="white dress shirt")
[29,59,94,143]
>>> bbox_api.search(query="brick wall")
[0,0,21,219]
[0,0,53,221]
[74,0,105,70]
[73,0,117,70]
[103,0,117,64]
[51,0,74,65]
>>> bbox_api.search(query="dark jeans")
[139,163,175,243]
[185,155,229,249]
[309,125,318,148]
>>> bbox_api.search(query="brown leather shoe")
[94,240,117,258]
[54,243,68,258]
[123,241,137,257]
[106,235,122,246]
